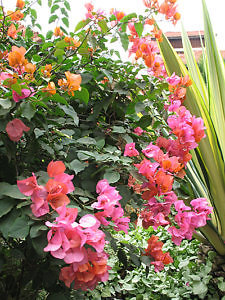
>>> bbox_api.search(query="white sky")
[3,0,225,48]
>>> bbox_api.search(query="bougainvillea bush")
[0,0,213,298]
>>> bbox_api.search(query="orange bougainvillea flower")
[16,0,25,9]
[8,10,24,21]
[65,72,82,95]
[7,23,18,39]
[54,27,64,37]
[64,36,81,50]
[41,64,52,77]
[42,82,56,95]
[59,72,82,96]
[47,160,66,177]
[25,63,36,74]
[8,46,27,67]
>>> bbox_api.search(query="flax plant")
[158,0,225,255]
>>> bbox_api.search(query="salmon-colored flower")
[16,0,25,9]
[6,118,30,142]
[7,23,18,39]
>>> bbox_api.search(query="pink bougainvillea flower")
[133,126,144,136]
[6,118,30,142]
[17,173,38,196]
[124,143,139,157]
[166,72,180,86]
[12,87,34,103]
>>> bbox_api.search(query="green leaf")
[112,126,126,133]
[137,115,152,128]
[73,88,89,105]
[64,1,71,10]
[76,137,96,145]
[32,232,48,256]
[48,0,52,7]
[120,13,137,23]
[30,9,37,19]
[8,215,30,239]
[69,159,87,175]
[62,17,69,27]
[30,224,47,238]
[51,4,59,13]
[56,40,67,49]
[52,93,68,105]
[47,294,68,300]
[37,0,42,5]
[130,253,141,267]
[134,22,144,37]
[54,48,65,57]
[102,69,113,83]
[42,41,53,50]
[192,281,208,295]
[119,32,129,51]
[0,182,26,199]
[0,198,16,218]
[0,210,20,238]
[46,30,53,39]
[98,20,108,33]
[21,102,36,120]
[59,104,79,125]
[11,83,22,96]
[49,15,58,23]
[74,19,91,32]
[0,99,12,109]
[104,170,120,183]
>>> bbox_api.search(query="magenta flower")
[124,142,139,157]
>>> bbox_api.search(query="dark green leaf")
[137,115,152,128]
[30,9,37,19]
[73,88,89,104]
[21,102,36,120]
[59,104,79,125]
[0,198,16,218]
[0,182,26,199]
[104,170,120,183]
[52,93,68,105]
[8,215,30,239]
[76,137,96,145]
[30,224,47,238]
[69,159,87,175]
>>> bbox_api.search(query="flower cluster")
[44,206,110,290]
[143,0,181,25]
[17,162,116,290]
[17,161,74,217]
[92,179,130,233]
[143,235,173,272]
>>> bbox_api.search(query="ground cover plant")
[0,0,221,299]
